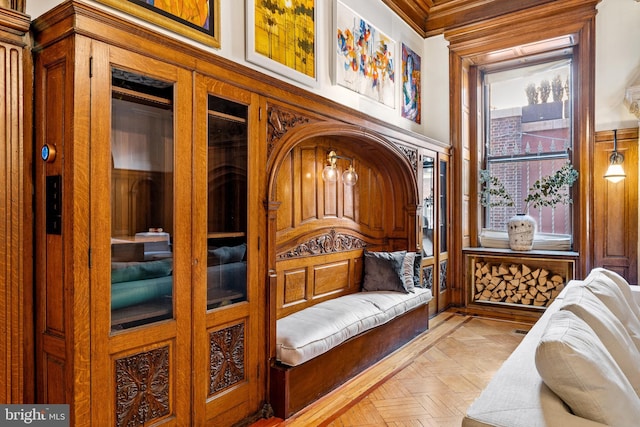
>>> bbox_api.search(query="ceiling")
[381,0,558,38]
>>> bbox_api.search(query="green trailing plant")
[480,162,578,214]
[479,170,514,208]
[524,162,579,211]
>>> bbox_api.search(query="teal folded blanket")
[111,276,173,310]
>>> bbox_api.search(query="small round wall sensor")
[41,144,56,163]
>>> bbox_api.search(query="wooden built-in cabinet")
[33,4,264,425]
[32,1,445,425]
[419,151,451,316]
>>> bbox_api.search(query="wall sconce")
[322,150,358,186]
[604,129,626,183]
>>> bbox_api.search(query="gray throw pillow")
[362,250,409,293]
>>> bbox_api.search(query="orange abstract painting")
[140,0,211,29]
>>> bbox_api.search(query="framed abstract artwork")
[95,0,220,48]
[401,43,421,123]
[334,0,396,108]
[246,0,317,87]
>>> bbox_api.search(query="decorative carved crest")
[396,144,419,172]
[267,106,312,157]
[277,229,367,259]
[209,323,245,395]
[115,346,170,427]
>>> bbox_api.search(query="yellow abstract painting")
[253,0,315,78]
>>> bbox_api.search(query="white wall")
[25,0,639,144]
[27,0,429,137]
[595,0,640,131]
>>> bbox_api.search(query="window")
[482,56,574,236]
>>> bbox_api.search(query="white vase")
[507,214,536,251]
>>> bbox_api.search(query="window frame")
[479,52,576,238]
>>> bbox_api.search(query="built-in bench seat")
[269,245,432,418]
[276,288,432,367]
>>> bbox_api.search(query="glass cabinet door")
[110,68,175,330]
[422,156,435,260]
[192,75,263,426]
[438,155,450,312]
[206,96,248,310]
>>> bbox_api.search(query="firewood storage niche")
[464,248,578,310]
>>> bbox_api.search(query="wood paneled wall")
[0,7,33,403]
[269,126,422,319]
[593,128,639,284]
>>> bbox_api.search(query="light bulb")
[342,165,358,186]
[322,165,338,182]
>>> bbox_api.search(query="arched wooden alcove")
[265,119,421,337]
[266,120,420,256]
[264,120,424,416]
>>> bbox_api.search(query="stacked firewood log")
[473,261,565,307]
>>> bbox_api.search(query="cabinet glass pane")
[206,96,248,310]
[110,68,175,330]
[439,159,448,253]
[422,156,435,258]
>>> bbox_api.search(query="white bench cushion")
[276,288,432,367]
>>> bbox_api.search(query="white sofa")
[463,267,640,427]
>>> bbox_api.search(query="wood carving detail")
[115,346,170,427]
[209,323,245,395]
[267,106,312,158]
[277,229,367,259]
[439,260,448,292]
[397,144,418,172]
[422,264,434,290]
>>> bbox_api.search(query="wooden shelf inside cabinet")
[463,247,578,311]
[207,232,245,239]
[207,289,245,308]
[111,299,173,330]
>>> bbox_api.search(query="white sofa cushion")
[583,268,640,352]
[535,310,640,426]
[276,288,431,367]
[560,284,640,395]
[591,267,640,320]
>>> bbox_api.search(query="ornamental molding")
[277,229,367,259]
[396,143,419,173]
[267,106,312,158]
[625,85,640,120]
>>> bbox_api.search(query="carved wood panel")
[115,346,170,427]
[209,323,245,395]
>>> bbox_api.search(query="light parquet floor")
[254,310,533,427]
